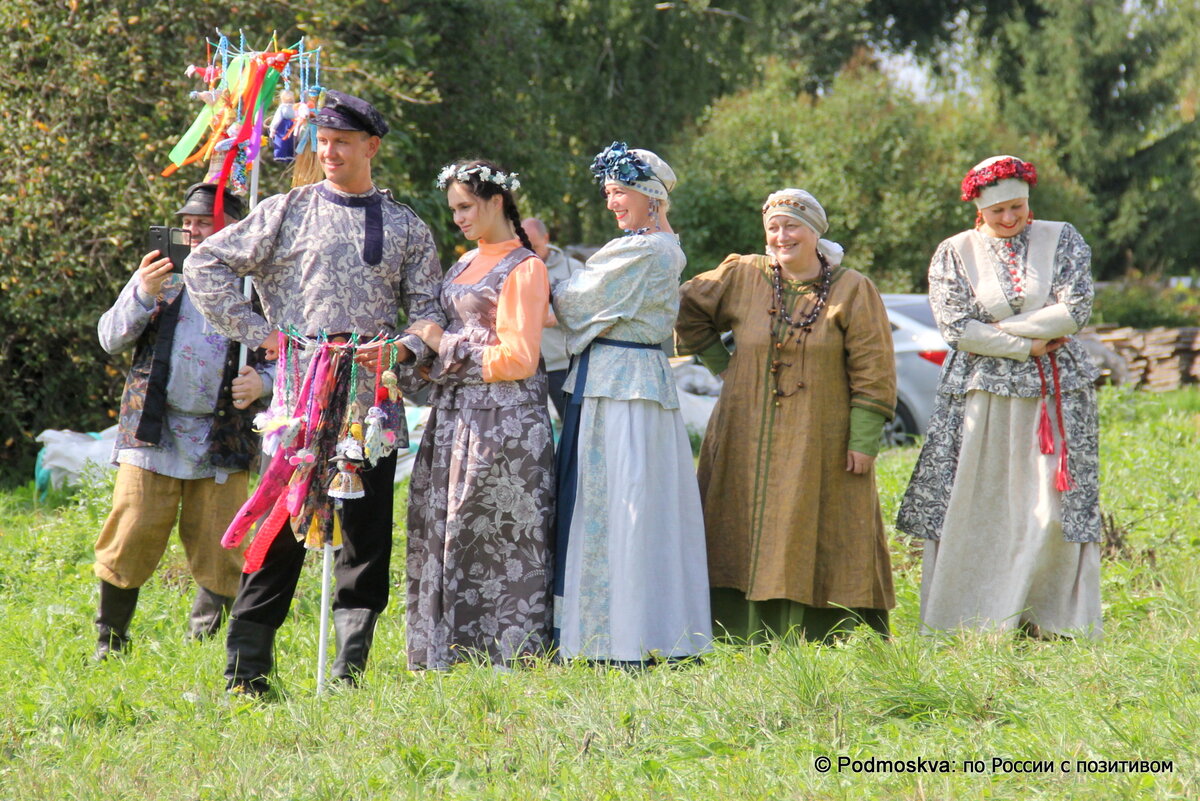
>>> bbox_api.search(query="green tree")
[945,0,1200,277]
[7,0,1102,483]
[404,0,792,245]
[0,0,435,483]
[0,0,802,482]
[671,63,1094,288]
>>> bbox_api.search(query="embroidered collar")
[316,183,382,207]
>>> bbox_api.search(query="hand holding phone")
[144,226,192,272]
[137,251,173,298]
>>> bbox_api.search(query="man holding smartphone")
[93,183,269,660]
[184,91,444,694]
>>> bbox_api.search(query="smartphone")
[145,226,192,272]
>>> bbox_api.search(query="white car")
[882,294,947,446]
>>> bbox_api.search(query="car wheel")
[880,400,919,448]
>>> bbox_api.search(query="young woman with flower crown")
[897,155,1102,638]
[551,142,712,663]
[403,159,555,669]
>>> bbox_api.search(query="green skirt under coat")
[710,587,889,644]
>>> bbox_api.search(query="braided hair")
[445,159,533,252]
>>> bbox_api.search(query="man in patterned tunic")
[185,91,444,693]
[94,183,268,661]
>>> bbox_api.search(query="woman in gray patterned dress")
[404,160,555,668]
[896,155,1102,638]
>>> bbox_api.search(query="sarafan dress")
[896,220,1102,638]
[406,242,555,668]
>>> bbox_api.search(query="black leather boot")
[224,617,275,696]
[188,586,233,640]
[331,608,379,685]
[94,581,139,661]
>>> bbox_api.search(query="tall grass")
[0,387,1197,799]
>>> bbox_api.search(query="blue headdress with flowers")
[588,141,673,203]
[589,141,655,185]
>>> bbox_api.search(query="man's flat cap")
[176,182,246,219]
[311,90,389,138]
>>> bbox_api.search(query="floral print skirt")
[405,402,555,669]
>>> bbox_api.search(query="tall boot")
[188,586,233,640]
[331,608,379,686]
[224,617,275,696]
[95,580,139,661]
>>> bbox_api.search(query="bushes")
[0,1,433,484]
[1092,277,1200,328]
[670,63,1095,288]
[0,1,785,484]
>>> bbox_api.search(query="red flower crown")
[960,158,1038,202]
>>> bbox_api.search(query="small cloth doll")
[270,89,297,163]
[254,409,304,456]
[290,88,326,187]
[328,424,366,500]
[205,121,251,193]
[377,369,406,431]
[362,405,398,466]
[185,63,222,83]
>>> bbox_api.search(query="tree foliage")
[403,0,792,245]
[0,0,434,483]
[671,63,1093,289]
[5,0,1198,483]
[948,0,1200,277]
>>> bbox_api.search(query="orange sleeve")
[482,257,550,382]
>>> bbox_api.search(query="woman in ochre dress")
[676,188,897,642]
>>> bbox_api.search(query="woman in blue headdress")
[551,143,712,663]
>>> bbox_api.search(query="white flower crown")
[436,163,521,192]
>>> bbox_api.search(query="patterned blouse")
[551,232,681,410]
[184,181,445,411]
[929,221,1098,397]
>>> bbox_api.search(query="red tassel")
[1037,401,1055,454]
[1050,352,1073,491]
[373,342,387,404]
[242,492,291,573]
[1055,449,1074,492]
[1034,357,1055,454]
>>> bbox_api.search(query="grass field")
[0,387,1197,800]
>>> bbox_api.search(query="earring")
[648,198,661,232]
[975,210,983,228]
[1027,212,1034,224]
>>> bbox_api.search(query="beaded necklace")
[769,253,831,334]
[766,253,831,404]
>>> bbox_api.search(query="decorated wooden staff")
[162,31,323,222]
[178,81,435,696]
[216,331,407,692]
[163,32,321,366]
[164,32,356,693]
